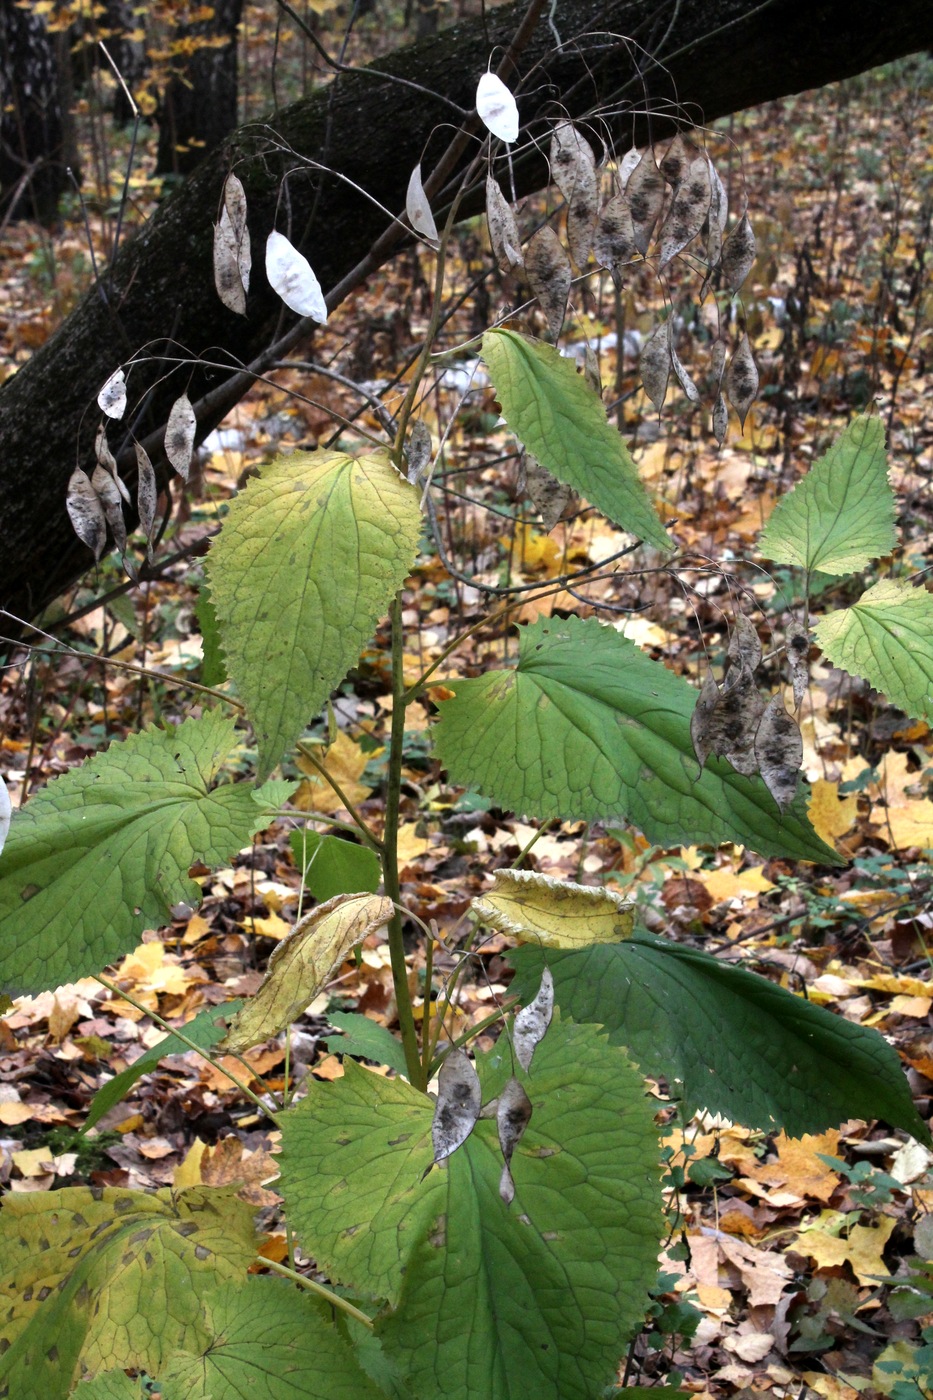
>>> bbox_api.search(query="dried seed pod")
[755,694,803,811]
[710,339,727,388]
[97,367,126,420]
[721,213,756,294]
[726,333,759,430]
[593,193,637,285]
[712,392,728,446]
[525,225,571,341]
[706,156,728,268]
[135,442,158,561]
[670,339,700,404]
[486,176,523,273]
[550,122,599,269]
[406,162,439,244]
[690,670,721,771]
[659,152,711,268]
[785,623,810,708]
[626,150,665,255]
[715,663,766,776]
[430,1048,481,1168]
[513,967,553,1072]
[639,319,671,412]
[497,1076,533,1205]
[659,132,695,186]
[524,453,573,531]
[727,612,763,676]
[66,468,107,561]
[91,462,127,554]
[165,393,197,481]
[407,419,432,486]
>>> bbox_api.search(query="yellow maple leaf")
[808,779,858,846]
[801,1213,895,1284]
[396,822,431,869]
[515,524,562,574]
[747,1129,840,1203]
[700,866,774,902]
[884,798,933,851]
[293,730,375,813]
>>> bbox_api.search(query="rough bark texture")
[1,0,931,624]
[0,0,66,223]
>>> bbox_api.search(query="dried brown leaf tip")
[513,967,553,1072]
[497,1076,533,1205]
[427,1047,481,1173]
[755,693,803,811]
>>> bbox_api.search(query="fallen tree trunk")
[1,0,931,624]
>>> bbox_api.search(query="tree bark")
[1,0,931,625]
[155,0,244,176]
[0,0,67,223]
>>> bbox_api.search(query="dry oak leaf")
[222,893,394,1053]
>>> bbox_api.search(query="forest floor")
[1,36,933,1400]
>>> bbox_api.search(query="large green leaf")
[0,712,286,995]
[290,830,381,903]
[82,1000,242,1133]
[508,934,930,1143]
[758,415,894,574]
[155,1278,384,1400]
[813,579,933,725]
[0,1186,258,1399]
[433,615,838,863]
[482,329,670,551]
[324,1009,410,1077]
[377,1016,663,1400]
[207,449,422,778]
[278,1059,442,1304]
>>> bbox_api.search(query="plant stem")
[381,593,424,1088]
[420,928,435,1081]
[93,974,283,1129]
[260,1257,374,1327]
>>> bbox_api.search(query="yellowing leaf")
[472,869,633,949]
[294,730,375,813]
[699,866,774,902]
[515,524,562,574]
[747,1129,841,1203]
[801,1213,895,1284]
[884,798,933,851]
[223,893,393,1053]
[396,822,431,869]
[808,779,858,846]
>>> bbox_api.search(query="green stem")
[93,974,283,1129]
[381,594,425,1088]
[420,928,435,1081]
[260,1257,374,1327]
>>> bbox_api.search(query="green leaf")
[195,581,227,687]
[0,1186,258,1399]
[758,415,895,574]
[82,1001,242,1133]
[482,329,670,551]
[324,1009,410,1076]
[207,449,422,779]
[278,1059,442,1304]
[290,830,381,902]
[377,1016,663,1400]
[75,1372,146,1398]
[155,1278,384,1400]
[434,615,838,863]
[813,579,933,725]
[0,712,284,995]
[508,934,930,1144]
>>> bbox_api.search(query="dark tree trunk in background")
[156,0,244,176]
[0,0,67,224]
[0,0,931,624]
